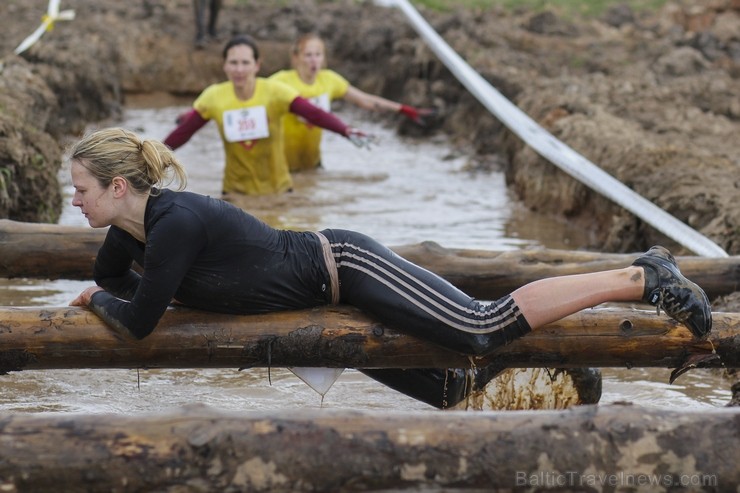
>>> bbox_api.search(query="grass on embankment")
[411,0,668,18]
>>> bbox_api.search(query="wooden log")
[394,241,740,300]
[2,219,738,299]
[0,305,737,372]
[0,219,102,281]
[0,404,736,492]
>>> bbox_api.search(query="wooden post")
[1,220,738,299]
[0,404,736,492]
[0,306,736,372]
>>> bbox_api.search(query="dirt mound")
[0,59,61,221]
[0,0,738,255]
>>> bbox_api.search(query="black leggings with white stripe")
[321,229,532,356]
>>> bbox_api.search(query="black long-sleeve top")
[89,189,330,339]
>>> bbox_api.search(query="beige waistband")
[315,231,340,305]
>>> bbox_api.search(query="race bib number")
[223,107,269,143]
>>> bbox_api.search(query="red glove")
[399,105,436,126]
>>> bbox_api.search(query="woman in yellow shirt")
[270,33,433,171]
[165,35,368,195]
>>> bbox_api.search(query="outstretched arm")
[343,85,401,112]
[343,85,434,125]
[289,96,350,135]
[290,97,373,148]
[163,109,208,150]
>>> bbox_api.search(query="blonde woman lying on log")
[67,127,712,408]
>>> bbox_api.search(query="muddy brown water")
[0,99,732,413]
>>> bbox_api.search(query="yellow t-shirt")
[194,78,298,195]
[269,69,349,171]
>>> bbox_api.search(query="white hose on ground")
[387,0,728,258]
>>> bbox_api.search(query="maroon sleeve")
[163,109,208,150]
[289,97,349,136]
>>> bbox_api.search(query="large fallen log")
[0,305,736,372]
[0,220,102,281]
[395,241,740,300]
[1,219,738,299]
[0,404,736,492]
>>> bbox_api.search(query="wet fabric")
[90,190,331,338]
[321,228,531,356]
[89,191,531,354]
[194,78,298,195]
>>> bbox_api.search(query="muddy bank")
[0,0,738,255]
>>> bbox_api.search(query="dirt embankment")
[0,0,738,257]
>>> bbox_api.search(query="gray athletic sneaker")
[632,246,712,338]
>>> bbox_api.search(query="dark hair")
[222,35,260,60]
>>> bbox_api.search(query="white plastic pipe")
[14,0,75,56]
[388,0,728,258]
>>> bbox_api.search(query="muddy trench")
[1,1,738,277]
